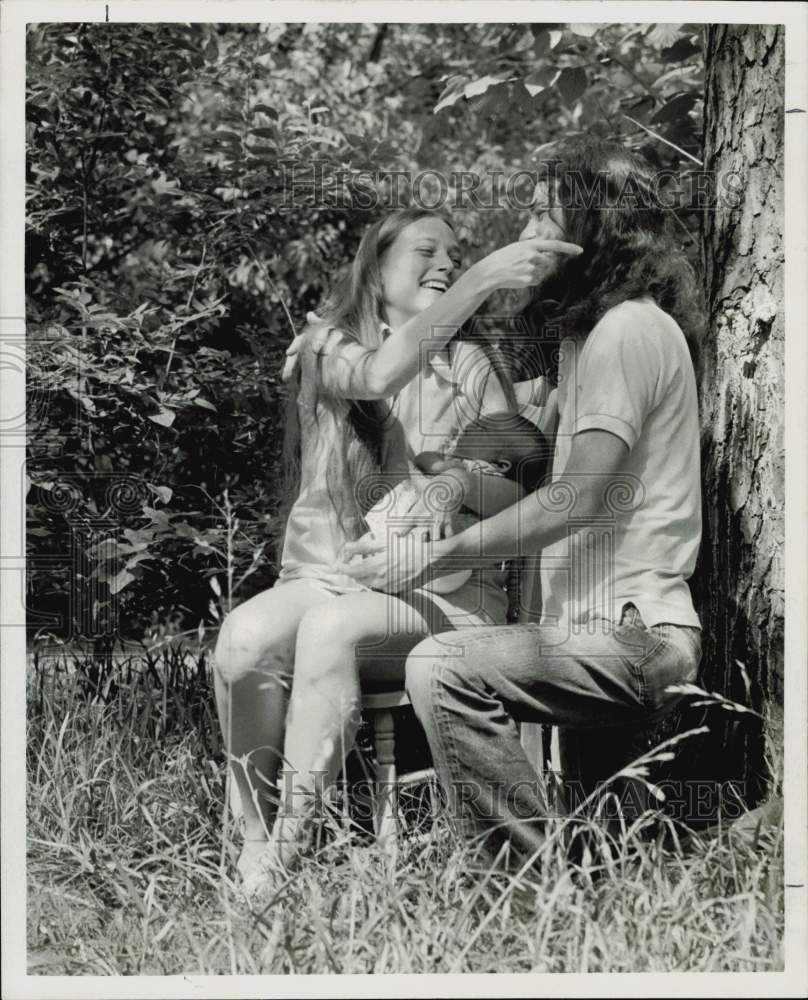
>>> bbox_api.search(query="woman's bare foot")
[236,839,287,900]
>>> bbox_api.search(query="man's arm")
[439,465,525,519]
[341,429,630,591]
[435,429,629,564]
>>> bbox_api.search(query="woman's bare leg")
[274,590,448,856]
[213,580,336,846]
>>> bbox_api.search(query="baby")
[361,411,550,593]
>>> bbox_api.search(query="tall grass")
[27,645,784,975]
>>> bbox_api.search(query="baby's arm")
[413,451,465,476]
[413,451,524,520]
[444,463,525,520]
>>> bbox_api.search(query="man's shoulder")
[596,298,682,340]
[587,298,685,362]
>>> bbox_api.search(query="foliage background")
[26,21,705,644]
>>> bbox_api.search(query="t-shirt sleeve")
[570,305,663,451]
[300,324,380,400]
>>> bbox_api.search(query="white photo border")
[2,2,806,997]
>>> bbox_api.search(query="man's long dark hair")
[521,137,705,379]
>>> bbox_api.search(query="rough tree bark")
[695,24,784,799]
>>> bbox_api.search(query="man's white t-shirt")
[540,297,702,629]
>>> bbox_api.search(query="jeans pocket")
[614,619,661,659]
[639,628,701,715]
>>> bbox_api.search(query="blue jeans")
[404,604,701,856]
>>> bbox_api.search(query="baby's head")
[450,411,551,492]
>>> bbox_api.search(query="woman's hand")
[363,473,466,547]
[340,532,439,593]
[280,312,325,382]
[471,237,583,292]
[403,472,465,541]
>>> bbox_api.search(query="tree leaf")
[660,36,701,63]
[651,92,697,125]
[148,408,176,428]
[109,567,136,595]
[148,484,173,504]
[531,31,551,57]
[90,537,120,560]
[524,68,559,97]
[623,95,656,125]
[529,22,564,37]
[645,24,683,49]
[464,74,510,100]
[434,76,467,113]
[567,24,600,38]
[555,66,588,104]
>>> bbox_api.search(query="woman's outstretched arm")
[300,238,582,400]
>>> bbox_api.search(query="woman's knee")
[293,602,360,680]
[214,604,294,686]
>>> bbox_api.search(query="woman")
[213,206,581,892]
[345,137,705,860]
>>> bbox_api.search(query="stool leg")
[518,721,543,776]
[371,708,398,847]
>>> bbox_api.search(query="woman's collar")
[381,322,458,383]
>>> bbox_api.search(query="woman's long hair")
[520,137,705,380]
[280,207,514,563]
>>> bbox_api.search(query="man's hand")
[340,532,441,593]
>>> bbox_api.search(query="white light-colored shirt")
[540,298,702,629]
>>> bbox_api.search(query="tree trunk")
[694,24,784,802]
